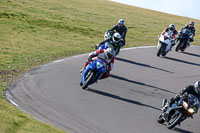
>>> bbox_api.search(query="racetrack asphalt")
[6,46,200,133]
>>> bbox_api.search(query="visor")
[114,36,120,41]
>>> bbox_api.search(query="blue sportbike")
[80,58,107,89]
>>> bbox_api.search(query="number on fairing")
[97,62,103,68]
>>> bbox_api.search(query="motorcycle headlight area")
[96,62,103,68]
[188,108,195,114]
[183,101,189,109]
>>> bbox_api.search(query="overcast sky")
[110,0,200,20]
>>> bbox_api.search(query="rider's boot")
[80,81,83,86]
[162,103,169,111]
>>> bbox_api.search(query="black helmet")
[194,81,200,94]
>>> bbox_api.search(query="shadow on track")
[87,88,160,111]
[163,57,200,67]
[115,57,173,73]
[110,74,176,94]
[161,124,193,133]
[173,127,194,133]
[182,52,200,58]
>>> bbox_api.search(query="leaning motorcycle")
[80,58,107,89]
[175,29,193,52]
[157,94,199,129]
[157,32,172,57]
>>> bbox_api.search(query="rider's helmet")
[105,48,115,59]
[118,19,125,28]
[112,33,121,43]
[189,21,195,28]
[194,81,200,94]
[169,24,175,31]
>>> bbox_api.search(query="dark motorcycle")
[175,29,193,52]
[157,94,199,129]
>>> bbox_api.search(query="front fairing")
[157,34,171,51]
[178,29,192,40]
[81,58,107,84]
[165,95,200,119]
[91,59,107,73]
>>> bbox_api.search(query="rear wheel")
[162,50,169,56]
[167,111,183,129]
[180,41,187,52]
[82,70,95,89]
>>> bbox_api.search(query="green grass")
[0,0,200,132]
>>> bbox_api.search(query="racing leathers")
[180,24,196,46]
[83,49,114,79]
[107,24,127,46]
[161,27,178,48]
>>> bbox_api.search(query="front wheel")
[82,70,95,89]
[157,44,165,57]
[167,111,183,129]
[180,41,188,52]
[175,40,182,52]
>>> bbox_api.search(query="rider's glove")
[175,94,181,99]
[95,44,100,49]
[189,37,194,42]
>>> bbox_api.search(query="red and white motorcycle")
[157,32,172,57]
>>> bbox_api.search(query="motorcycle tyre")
[157,44,165,57]
[167,111,183,129]
[82,70,95,90]
[175,40,182,52]
[180,41,187,52]
[162,50,169,56]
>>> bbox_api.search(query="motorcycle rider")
[95,32,122,56]
[179,21,196,46]
[106,19,127,46]
[80,48,115,80]
[161,24,178,50]
[163,81,200,111]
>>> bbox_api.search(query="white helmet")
[189,21,195,28]
[112,33,121,43]
[105,48,115,59]
[194,81,200,94]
